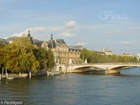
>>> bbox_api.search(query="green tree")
[0,48,6,68]
[7,35,33,55]
[132,57,138,62]
[7,35,40,73]
[33,47,47,69]
[19,53,39,73]
[80,49,90,62]
[5,51,20,73]
[46,49,55,71]
[0,42,5,48]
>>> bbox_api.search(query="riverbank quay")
[47,71,61,75]
[0,72,57,80]
[0,67,61,80]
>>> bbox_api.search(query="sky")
[0,0,140,56]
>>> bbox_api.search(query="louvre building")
[0,30,83,64]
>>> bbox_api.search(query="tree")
[83,50,139,63]
[19,53,39,73]
[46,49,55,71]
[0,48,6,68]
[132,57,138,62]
[7,35,33,55]
[7,35,40,73]
[80,49,90,62]
[33,47,47,69]
[0,42,5,48]
[5,51,20,73]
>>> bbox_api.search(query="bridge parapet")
[51,63,140,74]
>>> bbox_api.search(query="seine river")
[1,67,140,105]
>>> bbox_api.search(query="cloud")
[66,28,78,32]
[11,28,29,37]
[33,34,49,40]
[11,27,48,37]
[76,42,88,46]
[51,27,62,32]
[31,27,47,34]
[65,21,77,28]
[58,32,76,37]
[122,41,129,45]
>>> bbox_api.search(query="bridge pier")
[105,68,109,74]
[105,68,120,74]
[108,70,120,74]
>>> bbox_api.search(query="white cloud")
[11,27,48,37]
[76,42,88,46]
[11,28,29,37]
[31,27,47,34]
[122,41,129,45]
[33,34,49,40]
[66,28,77,32]
[65,21,77,28]
[58,32,76,37]
[51,27,62,32]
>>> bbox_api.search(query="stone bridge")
[51,63,140,74]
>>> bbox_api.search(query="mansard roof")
[55,39,67,46]
[6,36,18,42]
[0,38,9,45]
[47,39,68,49]
[69,45,83,51]
[33,39,44,47]
[93,50,106,54]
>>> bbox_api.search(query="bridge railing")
[68,63,140,66]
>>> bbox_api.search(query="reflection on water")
[0,68,140,105]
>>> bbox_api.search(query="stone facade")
[93,48,113,55]
[101,48,113,55]
[123,53,133,57]
[41,35,83,64]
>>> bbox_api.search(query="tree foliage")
[80,49,139,63]
[0,35,55,73]
[46,49,55,71]
[33,47,47,69]
[80,48,90,61]
[0,42,5,48]
[0,36,40,73]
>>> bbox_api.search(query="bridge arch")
[111,66,129,70]
[74,66,92,70]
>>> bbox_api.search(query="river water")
[0,67,140,105]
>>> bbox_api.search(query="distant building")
[101,48,113,55]
[0,38,9,45]
[92,48,113,55]
[41,34,83,64]
[123,53,133,57]
[93,51,106,55]
[137,53,140,61]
